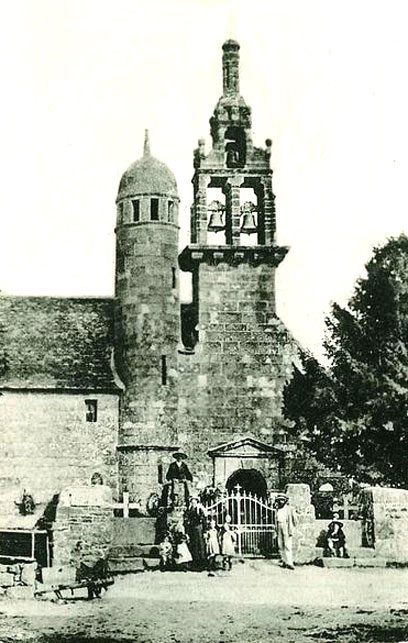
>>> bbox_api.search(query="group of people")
[159,452,349,572]
[159,499,238,572]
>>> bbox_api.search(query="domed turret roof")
[117,131,178,201]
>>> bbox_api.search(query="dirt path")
[0,561,408,642]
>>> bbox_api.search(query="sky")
[0,0,407,360]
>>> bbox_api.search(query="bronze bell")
[207,201,225,232]
[240,211,257,234]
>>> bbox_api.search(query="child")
[159,532,173,571]
[326,512,347,558]
[205,518,220,570]
[220,514,237,570]
[173,528,192,571]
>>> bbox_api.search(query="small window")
[132,199,140,222]
[161,355,167,385]
[85,399,98,422]
[168,201,174,223]
[151,198,159,221]
[172,267,176,289]
[157,464,163,484]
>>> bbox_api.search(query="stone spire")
[222,39,240,96]
[143,129,151,156]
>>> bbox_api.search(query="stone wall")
[360,486,408,563]
[177,261,298,488]
[286,483,316,564]
[0,392,118,519]
[52,485,113,567]
[0,559,36,599]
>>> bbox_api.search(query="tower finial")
[222,40,240,96]
[143,129,151,156]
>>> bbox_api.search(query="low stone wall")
[0,559,36,599]
[52,485,113,567]
[360,486,408,563]
[286,483,316,564]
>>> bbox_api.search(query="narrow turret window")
[168,201,174,223]
[161,355,167,385]
[172,267,176,289]
[132,199,140,222]
[85,399,98,422]
[150,198,159,220]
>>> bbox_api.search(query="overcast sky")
[0,0,407,360]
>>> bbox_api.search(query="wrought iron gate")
[203,486,277,557]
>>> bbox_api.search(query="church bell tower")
[178,41,296,487]
[184,39,287,259]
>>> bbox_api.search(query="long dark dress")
[184,505,207,565]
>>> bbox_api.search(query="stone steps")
[109,544,160,558]
[108,556,161,574]
[319,556,387,568]
[315,543,387,568]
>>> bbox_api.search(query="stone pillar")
[194,174,210,245]
[223,176,242,245]
[260,176,276,245]
[360,486,408,563]
[286,483,316,564]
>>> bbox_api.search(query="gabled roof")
[0,295,118,391]
[208,435,286,457]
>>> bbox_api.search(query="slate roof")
[0,296,118,390]
[117,154,178,201]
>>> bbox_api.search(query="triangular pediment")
[208,436,283,458]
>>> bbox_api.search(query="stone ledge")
[179,245,289,271]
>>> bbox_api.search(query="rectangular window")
[172,267,176,289]
[150,198,159,221]
[132,199,140,222]
[157,464,163,484]
[161,355,167,385]
[168,201,174,223]
[85,399,98,422]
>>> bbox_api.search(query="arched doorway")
[226,468,267,497]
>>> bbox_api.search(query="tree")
[285,234,408,488]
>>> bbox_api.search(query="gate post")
[235,484,242,555]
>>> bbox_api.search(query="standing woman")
[184,497,207,570]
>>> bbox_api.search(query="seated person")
[166,452,193,482]
[164,452,193,507]
[326,512,347,558]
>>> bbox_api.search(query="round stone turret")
[114,130,180,506]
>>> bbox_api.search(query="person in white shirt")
[274,493,297,570]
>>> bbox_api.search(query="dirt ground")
[0,560,408,643]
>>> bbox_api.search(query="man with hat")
[273,493,297,570]
[166,452,193,482]
[165,452,193,507]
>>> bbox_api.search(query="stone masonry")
[360,487,408,563]
[52,486,113,568]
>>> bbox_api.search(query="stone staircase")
[314,546,387,568]
[108,517,160,574]
[313,519,387,568]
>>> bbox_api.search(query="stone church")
[0,40,299,526]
